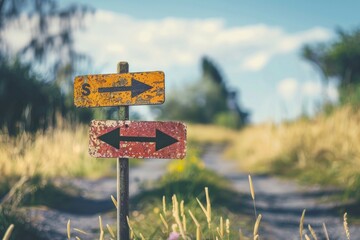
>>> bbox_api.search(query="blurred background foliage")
[154,57,249,129]
[0,0,251,135]
[302,28,360,108]
[0,0,93,135]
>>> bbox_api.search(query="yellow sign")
[74,71,165,107]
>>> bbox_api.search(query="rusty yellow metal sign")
[74,71,165,107]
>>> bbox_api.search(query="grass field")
[0,108,358,196]
[64,149,354,240]
[122,149,252,239]
[1,106,360,238]
[0,122,236,190]
[224,106,360,200]
[0,124,131,238]
[187,124,236,145]
[0,124,113,180]
[187,106,360,201]
[0,138,255,239]
[0,123,145,197]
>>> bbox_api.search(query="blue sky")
[58,1,359,122]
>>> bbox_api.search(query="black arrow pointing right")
[98,78,152,97]
[98,127,178,151]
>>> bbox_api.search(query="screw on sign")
[89,120,187,159]
[74,71,165,107]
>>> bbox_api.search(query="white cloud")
[277,78,298,99]
[241,52,271,71]
[241,28,331,71]
[276,27,330,53]
[70,11,332,73]
[301,81,338,102]
[326,85,339,101]
[302,81,322,96]
[3,11,332,73]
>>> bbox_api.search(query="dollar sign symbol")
[82,83,90,96]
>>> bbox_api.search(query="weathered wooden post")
[117,62,130,240]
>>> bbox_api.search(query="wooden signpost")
[74,62,186,240]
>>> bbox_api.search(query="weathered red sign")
[89,120,186,159]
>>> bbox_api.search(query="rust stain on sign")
[89,120,186,159]
[74,71,165,107]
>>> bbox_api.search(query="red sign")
[89,120,186,159]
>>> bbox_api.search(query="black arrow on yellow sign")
[98,78,153,97]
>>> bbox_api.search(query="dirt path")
[202,144,360,240]
[30,158,171,240]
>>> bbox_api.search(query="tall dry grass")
[0,124,113,180]
[226,106,360,196]
[0,124,114,238]
[187,124,236,144]
[66,182,354,240]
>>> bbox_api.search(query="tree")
[0,60,63,135]
[302,27,360,105]
[0,0,92,79]
[155,57,249,128]
[0,0,92,134]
